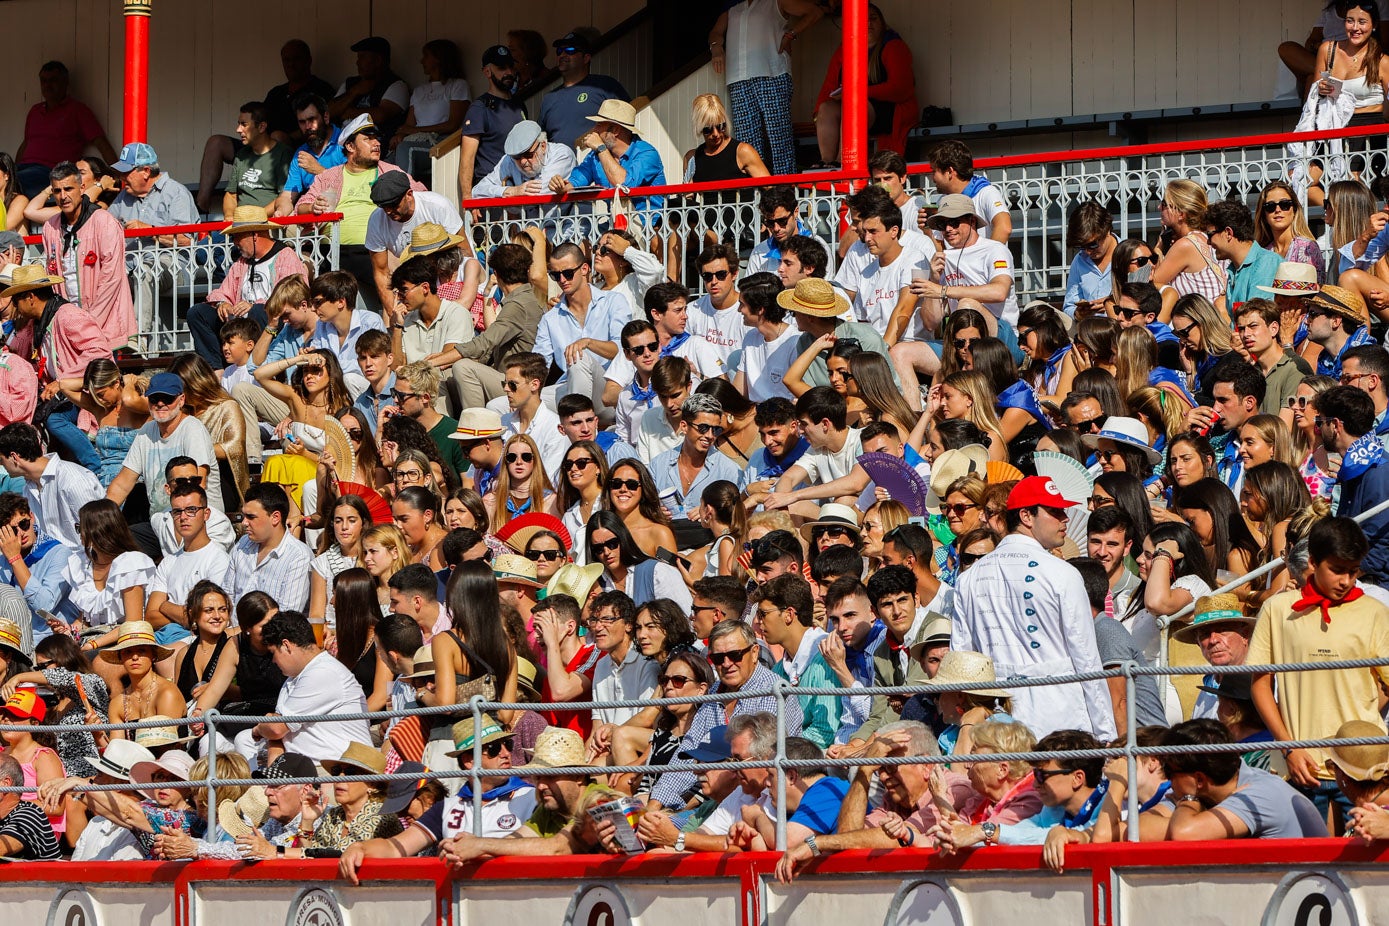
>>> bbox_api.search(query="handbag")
[448,630,497,703]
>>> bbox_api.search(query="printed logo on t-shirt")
[993,260,1007,269]
[243,168,264,187]
[578,92,590,103]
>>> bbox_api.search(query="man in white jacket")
[954,476,1117,741]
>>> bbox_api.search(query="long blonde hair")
[1327,180,1376,259]
[1171,293,1233,356]
[1255,180,1316,250]
[1240,414,1297,468]
[1115,326,1158,403]
[362,524,411,586]
[490,433,553,532]
[1163,179,1208,231]
[942,370,1005,447]
[1127,385,1186,441]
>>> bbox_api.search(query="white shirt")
[149,541,231,606]
[418,787,538,841]
[835,228,929,299]
[853,249,917,336]
[739,322,799,402]
[937,237,1019,325]
[276,651,373,763]
[798,429,864,487]
[685,295,746,365]
[953,533,1117,741]
[122,417,223,513]
[604,336,724,385]
[401,299,473,363]
[725,0,791,83]
[614,378,657,446]
[71,815,144,861]
[152,508,236,557]
[591,642,660,725]
[221,363,255,395]
[224,531,314,612]
[635,406,681,464]
[500,403,567,487]
[28,454,103,550]
[407,78,470,127]
[64,549,156,627]
[967,180,1009,231]
[701,788,773,836]
[364,191,464,257]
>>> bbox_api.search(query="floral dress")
[306,797,402,854]
[42,667,111,779]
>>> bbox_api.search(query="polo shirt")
[21,97,103,167]
[400,300,472,364]
[108,174,199,248]
[532,286,631,375]
[568,138,666,210]
[1260,350,1312,416]
[539,75,631,148]
[1226,241,1283,310]
[459,92,528,182]
[310,308,387,378]
[591,642,660,725]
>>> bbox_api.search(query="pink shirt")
[866,770,978,839]
[22,98,104,167]
[41,209,136,351]
[36,303,110,383]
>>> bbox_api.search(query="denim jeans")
[44,403,101,471]
[187,301,268,370]
[1293,777,1352,822]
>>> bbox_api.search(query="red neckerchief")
[1292,579,1364,627]
[886,635,908,653]
[970,771,1035,824]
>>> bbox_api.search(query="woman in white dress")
[558,440,608,565]
[68,500,157,652]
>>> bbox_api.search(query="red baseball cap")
[2,688,46,722]
[1006,476,1078,511]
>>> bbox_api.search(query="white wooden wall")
[0,0,1321,183]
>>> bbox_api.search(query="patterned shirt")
[224,531,313,612]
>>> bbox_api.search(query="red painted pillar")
[840,0,868,172]
[122,0,152,144]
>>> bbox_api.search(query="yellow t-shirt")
[1247,589,1389,779]
[337,166,377,245]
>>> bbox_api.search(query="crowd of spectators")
[2,3,1389,878]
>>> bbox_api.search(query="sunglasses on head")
[548,266,582,282]
[526,549,563,561]
[625,341,659,356]
[701,269,731,283]
[1262,199,1296,214]
[708,644,755,665]
[505,451,534,464]
[700,122,727,137]
[609,477,642,492]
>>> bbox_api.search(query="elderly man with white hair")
[473,120,575,210]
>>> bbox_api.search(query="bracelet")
[710,41,723,48]
[897,827,915,847]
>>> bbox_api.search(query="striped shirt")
[0,800,61,860]
[28,454,103,551]
[224,531,313,612]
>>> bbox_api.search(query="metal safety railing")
[461,121,1389,300]
[20,215,340,356]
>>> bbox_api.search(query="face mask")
[1130,263,1154,284]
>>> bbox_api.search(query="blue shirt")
[649,446,745,520]
[532,285,632,375]
[264,324,310,366]
[1317,324,1375,378]
[594,431,639,465]
[789,776,849,834]
[538,75,631,148]
[1063,243,1114,317]
[1226,241,1283,310]
[284,126,347,195]
[353,372,397,437]
[0,538,80,636]
[310,309,386,378]
[568,138,666,211]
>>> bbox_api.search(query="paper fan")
[336,481,393,524]
[321,416,356,483]
[986,460,1023,484]
[1032,450,1094,548]
[855,452,931,517]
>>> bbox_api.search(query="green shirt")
[429,415,470,478]
[228,141,294,210]
[773,642,842,750]
[337,166,378,245]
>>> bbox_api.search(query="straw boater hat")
[799,503,861,542]
[907,612,953,675]
[1171,593,1256,644]
[224,205,279,236]
[493,552,544,588]
[922,650,1011,699]
[1082,415,1163,465]
[402,644,436,680]
[1255,261,1320,298]
[927,445,990,513]
[513,726,586,771]
[926,194,984,230]
[445,713,510,757]
[0,264,64,299]
[516,658,541,701]
[322,742,388,777]
[448,407,505,442]
[399,222,466,266]
[1325,720,1389,781]
[321,415,357,482]
[586,99,639,132]
[99,620,174,663]
[1307,284,1371,329]
[776,277,851,319]
[217,786,271,839]
[0,618,25,660]
[544,562,604,603]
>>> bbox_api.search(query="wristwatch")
[980,822,999,845]
[594,143,609,155]
[805,833,821,856]
[673,832,686,852]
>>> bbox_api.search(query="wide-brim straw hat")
[445,713,510,757]
[514,726,587,771]
[402,644,436,680]
[545,562,604,603]
[922,650,1011,699]
[1255,261,1320,297]
[225,205,279,236]
[516,658,541,701]
[1308,284,1371,329]
[1171,593,1256,644]
[217,786,270,839]
[321,742,388,777]
[928,445,990,512]
[400,222,466,265]
[1082,415,1163,465]
[1325,720,1389,781]
[907,612,953,660]
[776,278,851,318]
[99,621,174,663]
[0,264,64,299]
[322,416,357,483]
[0,618,25,660]
[798,503,861,542]
[493,552,544,588]
[586,99,639,131]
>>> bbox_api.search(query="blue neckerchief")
[661,331,690,357]
[595,431,619,451]
[1294,315,1309,349]
[1148,367,1195,404]
[763,222,813,264]
[1376,410,1389,438]
[845,622,887,681]
[1063,778,1110,828]
[961,173,991,198]
[1043,345,1072,388]
[1193,351,1223,393]
[903,444,926,468]
[506,496,533,517]
[1317,325,1374,378]
[1216,432,1243,489]
[628,379,656,404]
[24,536,60,568]
[757,437,810,479]
[1139,780,1172,814]
[476,461,501,498]
[1340,431,1388,482]
[1146,320,1179,344]
[457,775,532,801]
[997,380,1052,428]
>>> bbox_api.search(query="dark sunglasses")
[1087,495,1115,509]
[596,245,612,257]
[625,341,659,356]
[1078,237,1105,251]
[1072,415,1106,432]
[815,524,854,538]
[591,537,622,554]
[659,673,695,686]
[482,736,515,758]
[526,549,563,562]
[953,337,978,350]
[1032,766,1076,783]
[609,477,642,492]
[1115,307,1142,320]
[708,645,756,665]
[547,266,582,282]
[701,269,731,283]
[941,216,973,228]
[1171,322,1197,340]
[765,214,795,228]
[942,503,976,518]
[700,122,727,137]
[691,422,724,436]
[1285,396,1311,410]
[1262,199,1296,214]
[1129,255,1154,267]
[391,390,419,402]
[10,518,30,532]
[957,550,986,568]
[505,451,534,464]
[562,457,595,472]
[346,428,365,440]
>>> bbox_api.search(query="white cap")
[341,114,378,146]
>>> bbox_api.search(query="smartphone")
[654,547,690,570]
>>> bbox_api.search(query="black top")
[692,140,744,183]
[235,634,287,711]
[177,634,231,703]
[350,640,378,695]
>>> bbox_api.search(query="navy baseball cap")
[678,725,732,762]
[553,32,593,54]
[146,372,184,401]
[483,45,514,68]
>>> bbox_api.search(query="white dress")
[954,534,1117,741]
[64,550,157,627]
[1122,573,1211,723]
